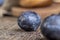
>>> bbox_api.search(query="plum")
[18,11,41,31]
[41,14,60,40]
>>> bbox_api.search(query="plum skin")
[41,14,60,40]
[18,11,41,31]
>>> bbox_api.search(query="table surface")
[0,17,46,40]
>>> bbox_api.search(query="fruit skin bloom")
[41,14,60,40]
[18,11,41,31]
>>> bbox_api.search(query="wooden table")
[0,17,46,40]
